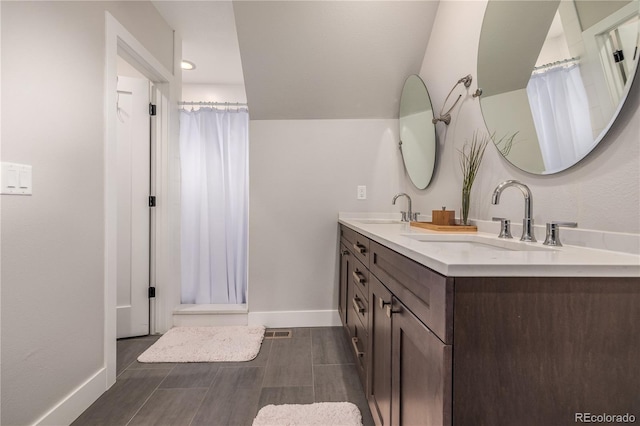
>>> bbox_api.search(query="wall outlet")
[357,185,367,200]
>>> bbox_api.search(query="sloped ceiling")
[478,0,559,98]
[152,1,245,85]
[233,1,439,120]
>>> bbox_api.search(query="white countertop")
[339,215,640,278]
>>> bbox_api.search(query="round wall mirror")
[399,74,437,189]
[478,0,639,175]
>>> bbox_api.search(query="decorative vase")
[461,188,471,226]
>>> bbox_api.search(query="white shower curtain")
[527,65,592,172]
[179,107,249,304]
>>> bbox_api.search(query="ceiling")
[477,0,559,98]
[152,1,440,119]
[152,0,245,85]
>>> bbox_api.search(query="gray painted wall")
[246,0,639,323]
[1,1,638,422]
[248,119,408,314]
[417,0,639,234]
[0,2,174,424]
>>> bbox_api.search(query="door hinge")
[149,196,156,207]
[613,50,625,63]
[149,103,157,116]
[148,287,156,298]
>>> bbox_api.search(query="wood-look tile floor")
[72,327,375,426]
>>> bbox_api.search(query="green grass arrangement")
[493,131,519,156]
[458,130,490,225]
[459,130,490,193]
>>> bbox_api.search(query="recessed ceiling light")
[181,60,196,71]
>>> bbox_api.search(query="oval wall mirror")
[399,74,437,189]
[478,0,639,175]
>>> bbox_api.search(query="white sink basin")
[401,233,555,252]
[424,241,513,252]
[356,219,405,224]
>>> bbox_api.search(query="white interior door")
[116,76,151,338]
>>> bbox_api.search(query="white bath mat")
[137,326,265,363]
[253,402,362,426]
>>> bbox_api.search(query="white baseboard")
[173,303,248,314]
[34,367,106,426]
[248,309,341,328]
[170,307,340,328]
[172,304,249,326]
[173,313,248,326]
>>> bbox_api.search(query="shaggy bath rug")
[137,326,265,363]
[252,402,363,426]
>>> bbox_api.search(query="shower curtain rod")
[533,57,580,71]
[179,101,248,107]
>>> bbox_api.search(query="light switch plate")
[1,162,33,195]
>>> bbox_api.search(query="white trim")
[33,368,106,426]
[173,313,249,327]
[582,2,639,136]
[105,12,174,391]
[154,28,182,336]
[248,310,341,328]
[0,3,3,422]
[174,303,248,314]
[172,305,250,326]
[153,79,179,335]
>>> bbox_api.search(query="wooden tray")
[410,221,477,232]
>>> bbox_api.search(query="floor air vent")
[264,329,292,339]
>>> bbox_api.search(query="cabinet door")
[339,243,351,328]
[391,300,452,426]
[367,275,392,426]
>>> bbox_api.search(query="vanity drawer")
[340,225,370,267]
[351,276,369,331]
[351,313,368,387]
[370,241,453,344]
[350,256,370,301]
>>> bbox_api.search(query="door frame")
[582,1,639,124]
[105,12,178,387]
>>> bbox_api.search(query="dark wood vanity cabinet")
[339,224,640,426]
[339,227,370,386]
[340,225,453,425]
[368,275,392,426]
[348,258,369,384]
[391,300,452,426]
[338,243,350,329]
[368,276,453,426]
[452,277,640,426]
[368,240,453,426]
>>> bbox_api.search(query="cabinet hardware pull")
[386,305,402,318]
[352,297,365,314]
[351,337,365,357]
[353,243,366,254]
[341,250,349,257]
[352,270,366,285]
[379,297,391,309]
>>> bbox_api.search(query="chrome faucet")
[392,193,418,222]
[543,221,578,246]
[491,180,536,242]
